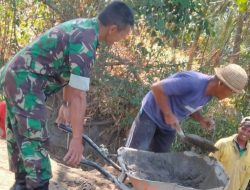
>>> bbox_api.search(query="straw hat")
[214,64,248,93]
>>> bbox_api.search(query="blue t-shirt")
[141,71,213,131]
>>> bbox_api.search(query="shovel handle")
[173,123,185,138]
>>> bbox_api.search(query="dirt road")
[0,139,117,190]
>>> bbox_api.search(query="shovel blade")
[183,134,218,152]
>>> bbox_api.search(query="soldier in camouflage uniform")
[1,1,134,190]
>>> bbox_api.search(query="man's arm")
[190,111,215,130]
[62,85,86,166]
[241,176,250,190]
[151,75,199,127]
[66,85,86,138]
[241,157,250,190]
[61,27,96,166]
[190,111,203,122]
[151,81,178,127]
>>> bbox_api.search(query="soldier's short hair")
[98,1,134,30]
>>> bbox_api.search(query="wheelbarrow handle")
[58,123,121,172]
[81,159,131,190]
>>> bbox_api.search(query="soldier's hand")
[63,137,83,166]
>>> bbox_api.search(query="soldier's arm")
[62,85,86,166]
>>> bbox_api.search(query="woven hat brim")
[214,68,244,93]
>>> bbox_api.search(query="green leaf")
[235,0,248,12]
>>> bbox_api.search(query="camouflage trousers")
[2,67,53,188]
[5,98,52,188]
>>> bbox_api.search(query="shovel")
[174,123,218,152]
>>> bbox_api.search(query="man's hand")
[164,112,179,129]
[200,118,215,131]
[63,137,84,166]
[56,104,70,125]
[190,111,215,131]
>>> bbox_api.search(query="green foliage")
[1,0,250,154]
[235,0,249,12]
[127,0,212,38]
[0,1,54,64]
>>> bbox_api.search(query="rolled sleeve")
[68,26,98,92]
[69,74,90,91]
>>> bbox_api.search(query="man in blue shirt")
[126,64,248,152]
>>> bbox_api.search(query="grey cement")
[184,134,218,152]
[118,149,228,190]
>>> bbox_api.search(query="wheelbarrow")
[58,124,229,190]
[117,147,229,190]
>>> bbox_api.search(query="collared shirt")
[209,134,250,190]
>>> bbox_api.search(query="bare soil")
[0,139,118,190]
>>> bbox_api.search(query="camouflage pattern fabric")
[1,18,99,188]
[6,98,51,188]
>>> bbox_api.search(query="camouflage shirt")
[8,17,99,95]
[2,18,99,119]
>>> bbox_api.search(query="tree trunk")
[229,13,244,64]
[187,29,201,70]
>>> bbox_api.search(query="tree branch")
[38,0,67,21]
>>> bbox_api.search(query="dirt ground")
[0,139,118,190]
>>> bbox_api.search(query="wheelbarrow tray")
[117,147,229,190]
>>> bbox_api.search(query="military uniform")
[1,18,99,188]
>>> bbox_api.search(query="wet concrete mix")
[123,151,225,189]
